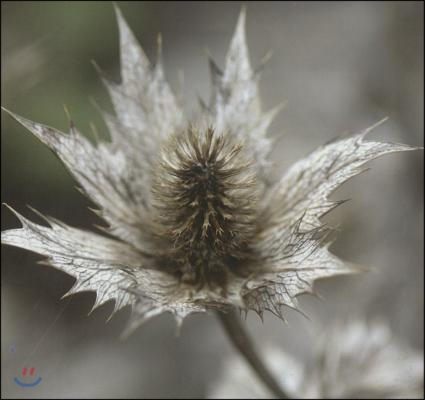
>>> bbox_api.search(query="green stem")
[217,309,289,399]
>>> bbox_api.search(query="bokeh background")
[1,1,423,398]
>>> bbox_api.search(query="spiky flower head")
[151,126,259,287]
[1,6,418,336]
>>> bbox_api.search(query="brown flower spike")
[1,7,419,338]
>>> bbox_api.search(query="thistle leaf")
[243,121,418,318]
[264,120,418,233]
[207,9,280,181]
[2,108,153,252]
[244,240,357,319]
[1,206,142,314]
[102,5,185,152]
[1,206,208,325]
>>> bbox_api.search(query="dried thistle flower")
[1,7,418,340]
[304,320,424,399]
[209,319,424,399]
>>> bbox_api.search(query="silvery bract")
[209,320,424,399]
[1,7,417,337]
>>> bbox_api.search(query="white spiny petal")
[2,108,153,252]
[242,121,417,317]
[206,9,280,182]
[264,121,418,232]
[2,206,142,313]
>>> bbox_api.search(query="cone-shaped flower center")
[152,127,259,285]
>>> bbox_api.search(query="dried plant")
[1,5,420,398]
[209,319,424,399]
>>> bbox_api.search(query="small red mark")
[22,367,35,376]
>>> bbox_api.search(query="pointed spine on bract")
[151,127,259,286]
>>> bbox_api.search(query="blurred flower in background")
[1,2,423,398]
[209,319,424,399]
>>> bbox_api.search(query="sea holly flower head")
[1,6,418,337]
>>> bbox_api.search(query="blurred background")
[1,1,423,398]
